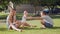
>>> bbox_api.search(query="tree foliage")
[0,0,60,11]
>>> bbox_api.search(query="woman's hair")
[13,8,16,11]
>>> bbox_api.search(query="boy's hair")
[42,11,47,15]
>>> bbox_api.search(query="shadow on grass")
[0,28,7,31]
[23,26,60,30]
[52,27,60,29]
[0,27,60,31]
[23,27,41,30]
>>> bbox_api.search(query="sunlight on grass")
[0,18,60,34]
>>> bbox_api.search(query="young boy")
[40,11,53,28]
[21,10,31,27]
[21,10,36,27]
[21,10,28,23]
[29,11,53,28]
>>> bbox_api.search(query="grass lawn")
[0,16,60,34]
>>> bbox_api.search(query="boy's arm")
[27,17,43,20]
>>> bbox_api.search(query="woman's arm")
[13,16,16,22]
[8,19,12,24]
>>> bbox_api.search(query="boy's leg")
[44,23,53,28]
[21,22,31,27]
[41,20,53,28]
[40,20,46,28]
[21,22,36,28]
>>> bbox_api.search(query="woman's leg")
[9,24,22,32]
[14,20,22,28]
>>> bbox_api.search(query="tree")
[30,0,40,15]
[0,0,60,12]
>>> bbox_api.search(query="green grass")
[0,18,60,34]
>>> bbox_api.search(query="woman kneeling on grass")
[29,11,53,28]
[6,9,22,32]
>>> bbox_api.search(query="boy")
[40,11,53,28]
[21,10,36,27]
[29,11,53,28]
[21,10,28,23]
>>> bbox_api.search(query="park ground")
[0,15,60,34]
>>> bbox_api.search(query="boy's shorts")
[44,22,53,28]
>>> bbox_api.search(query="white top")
[41,15,53,25]
[21,15,26,22]
[6,15,20,31]
[6,15,16,24]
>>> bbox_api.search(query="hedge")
[0,13,23,20]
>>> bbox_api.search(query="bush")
[0,13,34,20]
[0,13,8,19]
[0,15,7,19]
[0,13,23,20]
[16,14,23,20]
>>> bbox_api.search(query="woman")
[6,9,22,32]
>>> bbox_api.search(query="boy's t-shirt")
[41,15,53,25]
